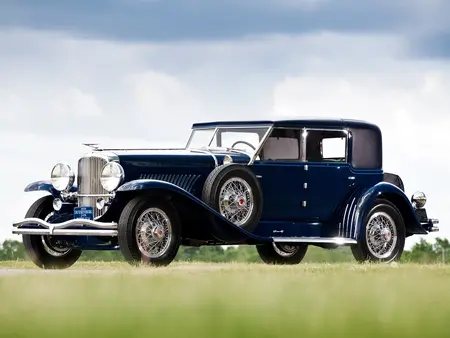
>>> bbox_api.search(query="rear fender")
[354,182,427,240]
[24,180,78,198]
[116,179,269,244]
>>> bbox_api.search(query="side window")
[306,130,347,163]
[260,128,301,161]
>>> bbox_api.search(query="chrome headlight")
[50,163,75,191]
[100,162,124,192]
[412,191,427,209]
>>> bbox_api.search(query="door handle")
[348,176,355,180]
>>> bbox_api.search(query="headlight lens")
[100,162,124,192]
[51,163,75,191]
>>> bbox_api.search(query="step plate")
[272,237,357,245]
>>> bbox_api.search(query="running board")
[272,237,357,245]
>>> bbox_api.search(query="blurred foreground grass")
[1,262,450,337]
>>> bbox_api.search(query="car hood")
[110,148,251,168]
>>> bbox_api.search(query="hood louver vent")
[139,173,200,192]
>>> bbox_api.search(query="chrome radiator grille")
[77,155,109,219]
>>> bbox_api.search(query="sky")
[1,0,449,250]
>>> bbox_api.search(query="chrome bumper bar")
[426,218,439,232]
[12,218,118,236]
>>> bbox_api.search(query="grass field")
[1,261,450,337]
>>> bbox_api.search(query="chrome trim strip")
[272,236,357,245]
[349,198,357,238]
[13,217,118,233]
[77,193,115,198]
[341,203,349,237]
[12,228,118,237]
[248,126,274,165]
[345,197,356,237]
[97,148,186,151]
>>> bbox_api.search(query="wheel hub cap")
[136,208,172,258]
[218,177,254,226]
[366,211,398,259]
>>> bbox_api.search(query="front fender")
[117,179,270,244]
[354,182,428,240]
[24,180,78,198]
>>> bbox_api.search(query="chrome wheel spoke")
[273,243,299,257]
[218,177,254,226]
[136,207,172,258]
[366,211,397,259]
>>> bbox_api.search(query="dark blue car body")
[13,118,439,267]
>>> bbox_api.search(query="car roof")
[192,117,380,131]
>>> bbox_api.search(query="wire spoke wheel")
[365,211,398,259]
[272,243,300,257]
[135,207,172,259]
[218,177,254,226]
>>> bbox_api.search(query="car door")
[301,128,356,223]
[250,128,307,222]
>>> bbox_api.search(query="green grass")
[1,262,450,337]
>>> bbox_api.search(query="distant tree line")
[1,238,450,263]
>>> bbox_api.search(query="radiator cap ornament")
[82,143,100,150]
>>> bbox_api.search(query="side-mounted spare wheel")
[201,164,263,233]
[351,198,406,263]
[22,196,82,269]
[117,195,182,267]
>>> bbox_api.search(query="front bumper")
[12,218,118,236]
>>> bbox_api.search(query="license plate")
[74,206,94,220]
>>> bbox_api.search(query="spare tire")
[202,164,263,232]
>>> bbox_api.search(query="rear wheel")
[256,243,308,265]
[351,199,406,263]
[118,195,182,267]
[22,196,82,269]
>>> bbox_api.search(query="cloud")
[1,0,449,43]
[1,28,449,250]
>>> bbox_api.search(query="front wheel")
[117,196,182,267]
[22,196,82,269]
[256,243,308,265]
[351,199,406,263]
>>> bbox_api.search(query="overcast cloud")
[1,1,449,249]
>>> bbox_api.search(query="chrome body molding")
[272,236,357,245]
[12,217,118,236]
[13,228,117,236]
[339,197,357,238]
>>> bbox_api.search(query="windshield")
[186,126,270,154]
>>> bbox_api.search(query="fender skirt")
[353,182,428,240]
[117,179,270,244]
[24,180,77,198]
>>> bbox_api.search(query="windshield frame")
[185,124,273,162]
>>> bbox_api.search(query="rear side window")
[305,130,347,163]
[350,127,382,169]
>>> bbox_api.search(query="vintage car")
[12,118,439,268]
